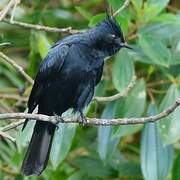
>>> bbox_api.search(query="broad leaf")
[112,49,135,91]
[50,123,77,169]
[98,102,119,161]
[37,33,51,59]
[75,6,92,20]
[112,79,146,138]
[172,152,180,180]
[88,14,105,27]
[16,121,35,152]
[146,0,170,16]
[141,104,174,180]
[158,84,180,145]
[138,35,171,67]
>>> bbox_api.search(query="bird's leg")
[53,113,63,130]
[79,111,88,126]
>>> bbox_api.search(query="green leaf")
[37,32,51,58]
[16,121,35,152]
[118,161,142,177]
[138,35,171,67]
[50,123,77,169]
[141,104,174,180]
[158,84,180,145]
[98,102,119,161]
[112,79,146,138]
[75,6,92,20]
[73,156,113,178]
[146,0,170,16]
[108,0,123,11]
[131,0,143,16]
[68,171,89,180]
[88,14,105,27]
[172,152,180,180]
[139,15,180,41]
[112,49,135,91]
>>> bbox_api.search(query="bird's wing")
[28,44,69,112]
[22,44,69,130]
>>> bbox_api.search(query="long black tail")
[21,120,56,176]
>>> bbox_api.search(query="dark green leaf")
[172,152,180,180]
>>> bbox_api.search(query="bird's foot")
[79,112,88,126]
[54,113,63,130]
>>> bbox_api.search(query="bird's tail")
[21,116,56,176]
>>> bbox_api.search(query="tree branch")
[10,0,20,22]
[1,119,25,132]
[0,52,34,84]
[0,130,16,142]
[0,94,28,102]
[3,18,84,34]
[0,97,179,126]
[0,0,15,21]
[113,0,131,16]
[93,76,136,102]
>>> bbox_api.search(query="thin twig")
[0,130,15,142]
[93,76,136,102]
[113,0,131,16]
[3,18,83,34]
[0,94,28,102]
[0,42,11,47]
[10,0,20,22]
[0,0,15,21]
[0,52,34,84]
[0,97,179,126]
[1,119,25,132]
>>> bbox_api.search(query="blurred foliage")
[0,0,180,179]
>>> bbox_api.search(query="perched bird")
[21,16,131,176]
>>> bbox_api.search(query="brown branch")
[0,52,34,84]
[0,97,179,126]
[0,0,14,21]
[0,130,15,142]
[93,76,136,102]
[3,18,84,34]
[113,0,131,16]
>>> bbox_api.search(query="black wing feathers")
[28,44,69,113]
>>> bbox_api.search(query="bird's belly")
[48,69,93,115]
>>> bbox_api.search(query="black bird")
[21,16,131,176]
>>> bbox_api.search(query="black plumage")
[21,17,131,176]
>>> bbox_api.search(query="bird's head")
[90,16,132,56]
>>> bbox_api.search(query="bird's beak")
[119,42,133,50]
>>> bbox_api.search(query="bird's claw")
[54,114,63,130]
[79,112,88,126]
